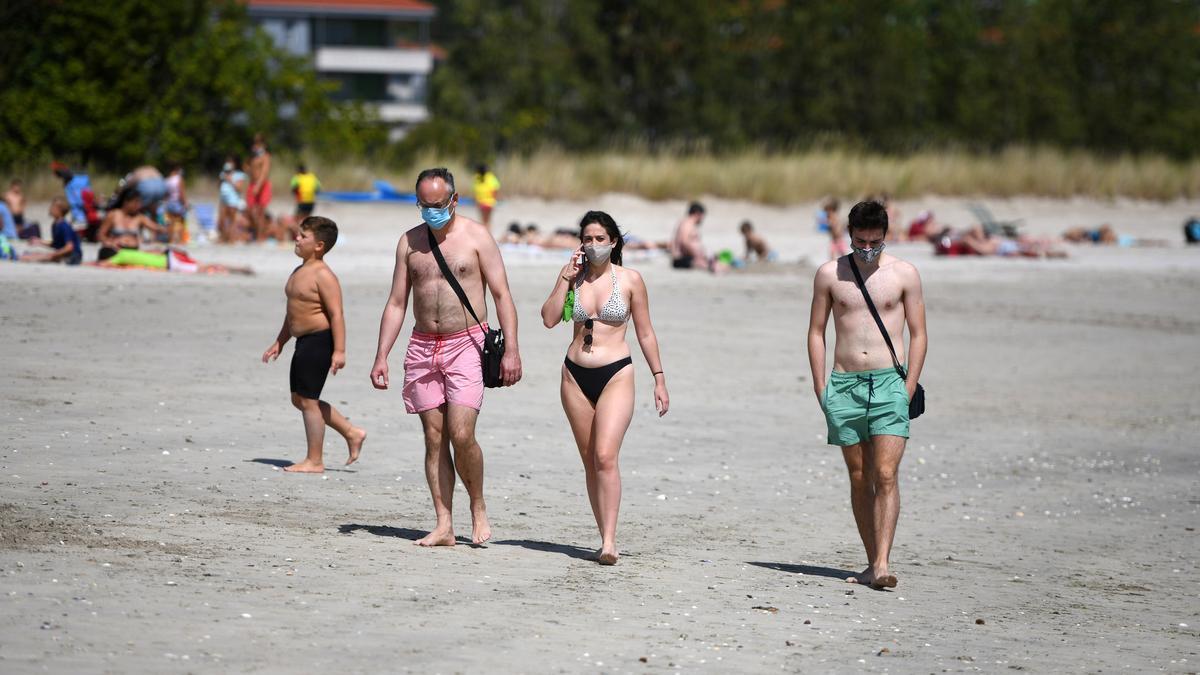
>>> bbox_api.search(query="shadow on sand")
[337,526,599,559]
[246,458,355,472]
[490,539,597,561]
[337,524,473,545]
[248,458,292,468]
[747,561,857,581]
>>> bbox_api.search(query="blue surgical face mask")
[852,241,885,264]
[421,195,456,230]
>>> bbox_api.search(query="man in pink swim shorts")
[371,168,523,548]
[402,324,488,413]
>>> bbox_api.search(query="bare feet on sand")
[846,567,898,589]
[597,546,619,566]
[284,460,324,473]
[346,428,367,465]
[415,527,456,547]
[846,567,873,585]
[870,572,898,589]
[471,505,492,545]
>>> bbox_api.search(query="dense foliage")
[0,0,381,170]
[422,0,1200,159]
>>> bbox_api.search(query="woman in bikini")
[540,211,670,565]
[96,192,164,261]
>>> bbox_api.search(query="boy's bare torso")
[825,255,910,372]
[406,224,489,334]
[286,262,332,336]
[745,233,769,258]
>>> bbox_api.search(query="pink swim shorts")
[402,324,487,414]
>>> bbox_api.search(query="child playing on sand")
[739,220,777,262]
[261,216,366,473]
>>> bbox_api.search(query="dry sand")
[1,195,1198,673]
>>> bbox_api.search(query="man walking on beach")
[807,200,927,589]
[371,167,523,546]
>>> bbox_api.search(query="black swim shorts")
[671,255,694,269]
[290,329,333,399]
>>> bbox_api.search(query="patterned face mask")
[852,241,885,264]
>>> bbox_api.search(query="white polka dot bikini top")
[573,267,630,324]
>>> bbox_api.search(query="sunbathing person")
[1062,225,1168,247]
[501,222,525,244]
[958,224,1066,258]
[96,192,165,260]
[522,224,546,245]
[95,247,252,275]
[908,210,936,241]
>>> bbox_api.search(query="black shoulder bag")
[848,256,925,419]
[427,226,506,388]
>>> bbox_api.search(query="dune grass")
[355,145,1200,204]
[489,146,1200,204]
[10,146,1199,204]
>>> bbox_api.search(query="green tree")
[0,0,381,170]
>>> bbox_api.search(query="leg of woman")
[591,366,635,564]
[561,365,600,535]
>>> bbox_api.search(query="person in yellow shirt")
[473,163,500,230]
[290,164,322,218]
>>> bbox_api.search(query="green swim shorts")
[821,367,910,446]
[108,248,167,269]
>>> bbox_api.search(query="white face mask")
[584,243,613,265]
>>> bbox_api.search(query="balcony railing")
[315,46,432,75]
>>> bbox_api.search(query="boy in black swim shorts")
[262,216,366,473]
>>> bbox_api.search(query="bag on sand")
[427,226,505,388]
[848,255,925,419]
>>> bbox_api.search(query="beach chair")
[966,202,1022,237]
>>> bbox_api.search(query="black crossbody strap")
[427,226,484,330]
[848,255,907,379]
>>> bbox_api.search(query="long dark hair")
[579,210,623,266]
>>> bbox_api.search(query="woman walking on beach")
[540,211,670,565]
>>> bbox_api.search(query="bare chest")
[831,273,903,316]
[409,249,479,287]
[285,270,319,303]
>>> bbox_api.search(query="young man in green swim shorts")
[807,200,927,590]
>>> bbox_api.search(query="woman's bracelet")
[652,370,664,377]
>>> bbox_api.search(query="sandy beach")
[1,194,1198,673]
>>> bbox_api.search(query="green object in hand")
[562,288,575,323]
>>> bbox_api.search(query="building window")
[318,18,388,47]
[324,72,389,102]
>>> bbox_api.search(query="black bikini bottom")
[565,356,633,405]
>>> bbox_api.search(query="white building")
[247,0,437,139]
